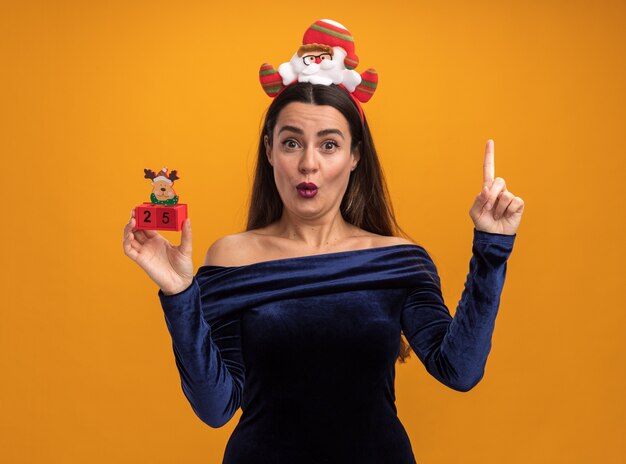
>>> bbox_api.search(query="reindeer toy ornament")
[134,167,188,231]
[145,167,180,205]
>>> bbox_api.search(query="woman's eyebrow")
[278,125,304,135]
[317,129,344,139]
[278,125,344,139]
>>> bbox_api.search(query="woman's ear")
[351,142,361,171]
[264,135,273,166]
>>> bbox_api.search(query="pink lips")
[296,182,318,198]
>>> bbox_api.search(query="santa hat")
[153,167,173,184]
[302,19,359,70]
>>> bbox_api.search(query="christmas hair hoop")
[259,19,378,123]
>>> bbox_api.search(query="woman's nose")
[299,147,318,174]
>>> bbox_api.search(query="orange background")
[2,1,625,462]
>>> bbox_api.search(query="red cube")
[135,203,188,231]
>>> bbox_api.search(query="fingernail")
[486,203,492,210]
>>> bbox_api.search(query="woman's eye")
[323,141,338,151]
[283,140,299,149]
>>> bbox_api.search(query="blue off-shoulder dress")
[158,228,516,463]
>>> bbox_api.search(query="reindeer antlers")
[144,167,180,182]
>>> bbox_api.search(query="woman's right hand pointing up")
[469,139,524,235]
[123,209,194,295]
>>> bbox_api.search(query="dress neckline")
[198,243,425,271]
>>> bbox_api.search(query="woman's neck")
[272,210,359,250]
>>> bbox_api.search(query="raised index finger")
[483,139,495,187]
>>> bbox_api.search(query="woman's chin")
[285,203,325,219]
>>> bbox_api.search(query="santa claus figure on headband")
[259,19,378,103]
[278,39,362,92]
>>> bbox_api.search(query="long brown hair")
[246,82,414,363]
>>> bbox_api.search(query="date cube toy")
[134,167,188,231]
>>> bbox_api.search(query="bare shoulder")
[355,229,415,248]
[203,232,258,267]
[372,236,415,247]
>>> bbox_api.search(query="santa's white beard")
[293,58,343,82]
[278,47,361,89]
[301,63,319,75]
[302,59,335,74]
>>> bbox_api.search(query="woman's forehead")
[275,102,349,133]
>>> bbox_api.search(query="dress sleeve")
[158,276,245,427]
[401,228,516,392]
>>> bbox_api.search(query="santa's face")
[296,45,336,75]
[264,102,359,222]
[290,46,346,76]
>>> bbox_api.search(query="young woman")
[123,77,523,464]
